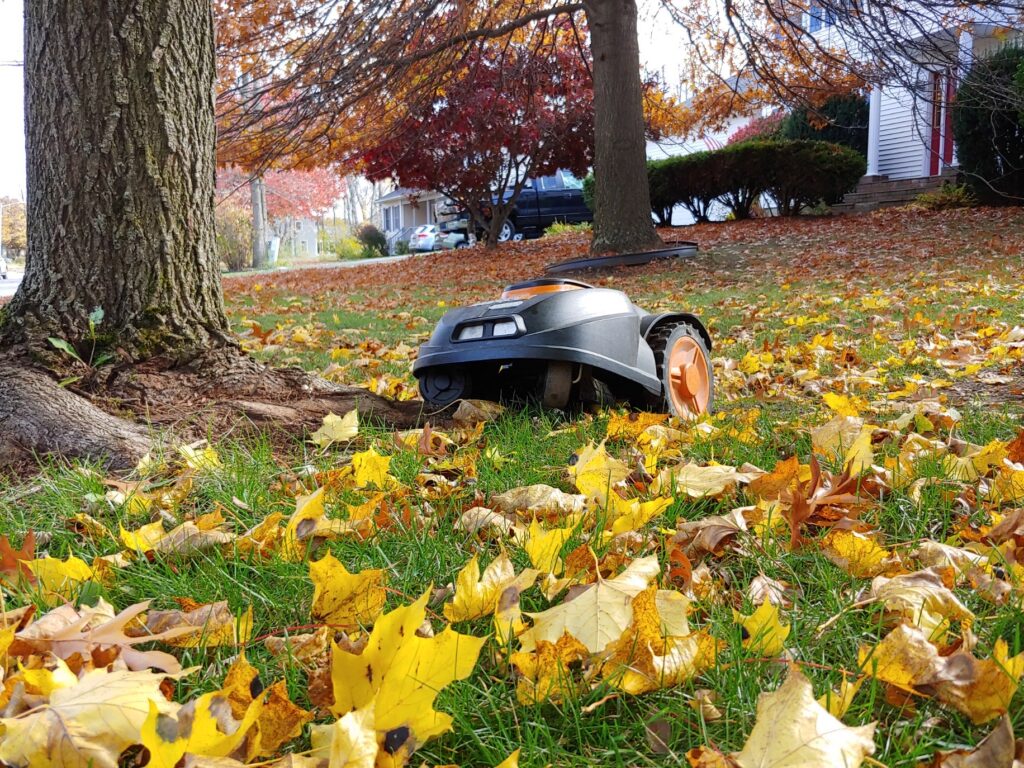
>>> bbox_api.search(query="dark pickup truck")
[437,170,593,244]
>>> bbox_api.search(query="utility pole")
[250,174,268,269]
[243,71,269,269]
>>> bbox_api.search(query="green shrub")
[544,221,593,237]
[333,236,365,260]
[910,183,978,211]
[215,203,252,271]
[780,94,870,156]
[582,173,595,212]
[714,141,779,219]
[953,46,1024,202]
[764,140,865,216]
[355,223,388,257]
[650,151,726,223]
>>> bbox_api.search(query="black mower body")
[413,279,712,413]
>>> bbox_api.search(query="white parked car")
[0,256,7,280]
[409,224,441,252]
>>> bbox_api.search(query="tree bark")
[1,0,232,359]
[583,0,663,255]
[0,360,152,469]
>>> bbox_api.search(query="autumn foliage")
[359,24,594,245]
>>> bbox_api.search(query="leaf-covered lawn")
[2,206,1024,768]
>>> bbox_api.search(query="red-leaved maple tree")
[359,24,594,247]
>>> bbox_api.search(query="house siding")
[877,87,926,179]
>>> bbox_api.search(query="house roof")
[376,187,444,204]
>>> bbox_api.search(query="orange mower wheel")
[649,322,713,419]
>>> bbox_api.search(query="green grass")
[4,209,1024,766]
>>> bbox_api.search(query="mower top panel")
[413,286,662,395]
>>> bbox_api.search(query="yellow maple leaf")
[310,551,387,630]
[607,496,673,538]
[518,555,660,654]
[324,705,378,768]
[21,556,93,605]
[282,486,327,561]
[178,443,223,471]
[221,653,313,760]
[868,568,973,642]
[524,519,575,575]
[817,676,863,719]
[140,691,261,768]
[732,665,876,768]
[443,553,537,623]
[602,587,717,695]
[823,392,865,417]
[823,530,898,578]
[330,591,486,748]
[606,411,668,440]
[568,441,630,502]
[352,447,397,489]
[733,600,791,657]
[510,632,590,704]
[310,409,359,448]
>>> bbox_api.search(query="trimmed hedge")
[952,46,1024,202]
[652,139,864,220]
[584,139,864,224]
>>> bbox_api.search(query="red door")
[929,70,956,176]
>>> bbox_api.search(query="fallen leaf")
[310,409,359,448]
[732,665,876,768]
[734,600,790,656]
[518,555,660,653]
[0,667,179,768]
[330,591,485,750]
[310,552,387,630]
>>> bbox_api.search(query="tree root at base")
[0,348,432,471]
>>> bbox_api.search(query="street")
[0,270,22,299]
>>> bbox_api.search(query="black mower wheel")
[647,322,714,419]
[419,368,472,409]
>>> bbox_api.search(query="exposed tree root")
[0,347,432,472]
[0,358,154,470]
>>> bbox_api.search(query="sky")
[0,1,687,199]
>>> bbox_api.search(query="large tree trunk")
[0,0,232,359]
[0,0,426,472]
[584,0,663,255]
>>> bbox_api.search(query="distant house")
[803,4,1020,206]
[377,188,446,251]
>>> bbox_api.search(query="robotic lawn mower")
[413,278,713,419]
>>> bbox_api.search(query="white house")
[377,188,446,249]
[805,3,1020,188]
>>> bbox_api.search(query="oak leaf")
[13,599,192,672]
